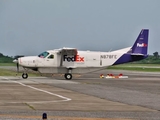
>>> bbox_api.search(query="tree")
[0,53,4,57]
[153,52,159,59]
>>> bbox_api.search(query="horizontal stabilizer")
[130,53,146,56]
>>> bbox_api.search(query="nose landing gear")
[22,73,28,79]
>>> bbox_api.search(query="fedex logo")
[137,43,147,47]
[63,55,84,62]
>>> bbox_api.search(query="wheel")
[64,73,72,80]
[22,73,28,79]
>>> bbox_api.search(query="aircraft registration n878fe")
[13,29,149,80]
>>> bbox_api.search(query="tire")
[22,73,28,79]
[64,73,72,80]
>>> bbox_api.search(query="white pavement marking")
[1,77,72,104]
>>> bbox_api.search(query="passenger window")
[48,55,54,59]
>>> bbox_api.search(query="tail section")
[113,29,149,65]
[131,29,149,55]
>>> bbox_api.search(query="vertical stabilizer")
[131,29,149,55]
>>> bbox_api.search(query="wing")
[58,47,77,55]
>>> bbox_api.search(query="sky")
[0,0,160,56]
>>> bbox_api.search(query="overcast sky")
[1,0,160,56]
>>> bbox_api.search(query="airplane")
[13,29,149,80]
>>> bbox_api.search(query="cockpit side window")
[48,54,54,59]
[38,52,49,58]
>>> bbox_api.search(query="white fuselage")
[18,47,131,74]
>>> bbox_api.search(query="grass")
[24,103,36,110]
[0,63,15,66]
[0,68,40,77]
[0,63,40,77]
[112,63,160,67]
[108,63,160,72]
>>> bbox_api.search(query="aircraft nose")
[13,59,18,63]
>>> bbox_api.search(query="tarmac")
[0,69,160,120]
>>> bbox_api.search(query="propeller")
[13,55,24,73]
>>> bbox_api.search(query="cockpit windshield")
[38,51,49,58]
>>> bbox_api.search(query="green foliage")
[0,53,14,63]
[0,56,14,63]
[133,55,160,64]
[153,52,159,59]
[0,53,4,57]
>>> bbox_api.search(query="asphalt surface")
[0,68,160,120]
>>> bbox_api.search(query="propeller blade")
[13,55,24,73]
[16,62,19,73]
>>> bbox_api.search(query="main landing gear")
[64,68,73,80]
[64,73,72,80]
